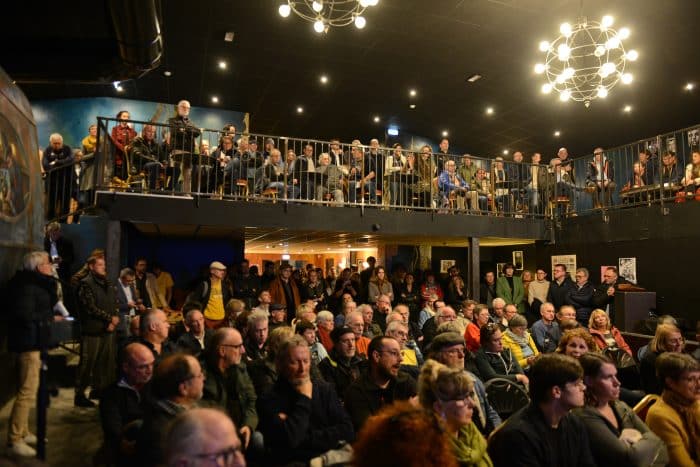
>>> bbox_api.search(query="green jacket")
[495,275,525,314]
[202,361,258,430]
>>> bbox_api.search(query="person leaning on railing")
[681,149,700,194]
[42,133,74,220]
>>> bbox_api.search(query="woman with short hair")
[474,323,529,386]
[502,315,540,371]
[640,323,685,395]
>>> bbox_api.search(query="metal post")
[468,237,480,301]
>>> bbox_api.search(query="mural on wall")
[0,67,43,284]
[31,97,250,151]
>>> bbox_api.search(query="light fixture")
[503,149,509,155]
[320,74,328,84]
[163,70,172,77]
[296,106,304,114]
[278,1,379,32]
[536,15,637,107]
[554,130,561,137]
[113,81,124,92]
[224,31,235,42]
[218,60,227,70]
[441,130,449,137]
[373,115,380,123]
[485,107,494,115]
[623,105,632,112]
[685,82,695,91]
[466,73,482,83]
[409,104,416,109]
[409,89,417,97]
[211,96,219,104]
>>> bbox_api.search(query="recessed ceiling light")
[685,82,695,91]
[554,130,561,137]
[211,96,219,104]
[113,81,124,92]
[409,89,417,97]
[409,104,416,109]
[486,107,494,115]
[320,74,328,84]
[163,70,172,77]
[373,115,380,123]
[224,32,235,42]
[466,74,482,83]
[623,105,632,113]
[218,61,227,70]
[296,106,304,114]
[503,149,509,155]
[441,130,449,137]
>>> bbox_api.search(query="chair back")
[484,377,530,420]
[632,393,659,422]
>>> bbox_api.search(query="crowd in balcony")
[7,231,700,465]
[39,99,700,222]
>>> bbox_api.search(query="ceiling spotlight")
[485,107,494,115]
[559,22,572,38]
[218,60,227,70]
[597,86,609,98]
[409,89,417,97]
[623,105,632,112]
[685,82,695,91]
[441,130,449,137]
[559,89,571,101]
[296,106,304,114]
[554,130,561,137]
[373,115,380,123]
[503,149,509,155]
[113,81,124,92]
[466,74,482,83]
[163,70,172,77]
[211,96,219,104]
[409,104,416,109]
[320,74,328,84]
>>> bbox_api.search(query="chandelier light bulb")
[602,62,616,75]
[278,4,291,17]
[621,73,633,84]
[597,86,608,98]
[314,20,325,32]
[601,15,614,28]
[594,45,606,57]
[563,67,575,79]
[605,36,621,50]
[558,44,571,61]
[555,74,566,84]
[539,41,550,52]
[534,63,546,74]
[367,0,378,6]
[354,15,366,29]
[541,83,553,94]
[618,27,630,39]
[623,105,632,112]
[560,22,572,37]
[560,89,571,101]
[626,50,638,61]
[312,1,323,12]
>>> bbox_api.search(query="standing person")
[496,263,525,314]
[566,268,595,327]
[488,354,596,467]
[42,133,74,220]
[75,255,119,407]
[233,259,261,312]
[547,263,575,311]
[168,100,201,192]
[528,268,550,319]
[268,263,301,321]
[110,110,136,181]
[480,271,497,306]
[593,266,631,325]
[359,256,376,304]
[6,251,61,457]
[368,266,394,304]
[190,261,232,329]
[44,221,74,282]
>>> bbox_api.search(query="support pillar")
[468,237,480,301]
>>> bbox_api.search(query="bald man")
[164,408,246,467]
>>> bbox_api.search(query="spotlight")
[297,106,304,114]
[409,89,417,97]
[485,107,494,115]
[320,75,328,84]
[373,115,380,123]
[211,96,219,104]
[218,61,227,70]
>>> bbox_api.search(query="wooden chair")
[261,187,278,203]
[235,179,249,198]
[548,195,571,217]
[632,394,659,422]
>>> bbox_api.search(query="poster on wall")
[440,259,456,273]
[687,128,700,148]
[600,265,616,283]
[551,254,576,279]
[496,262,506,277]
[512,251,524,270]
[666,136,677,153]
[618,257,637,284]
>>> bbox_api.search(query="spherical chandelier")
[278,0,379,33]
[534,15,638,107]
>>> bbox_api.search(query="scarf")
[661,389,700,460]
[450,423,493,467]
[505,329,530,348]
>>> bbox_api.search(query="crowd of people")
[42,101,700,222]
[6,240,700,466]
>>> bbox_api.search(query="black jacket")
[77,272,118,336]
[318,349,366,402]
[189,278,233,314]
[565,281,596,324]
[44,235,74,281]
[592,277,631,324]
[343,371,417,431]
[167,115,200,154]
[99,378,149,459]
[175,329,213,358]
[7,270,58,352]
[547,277,575,310]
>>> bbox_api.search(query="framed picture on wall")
[440,259,456,273]
[512,251,524,270]
[496,262,506,277]
[551,254,576,279]
[618,257,637,284]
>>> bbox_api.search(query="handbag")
[604,346,636,369]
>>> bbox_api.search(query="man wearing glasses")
[488,353,595,467]
[593,266,631,324]
[344,336,417,432]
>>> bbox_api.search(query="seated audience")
[257,335,354,465]
[176,305,213,358]
[372,293,393,332]
[557,327,599,358]
[530,302,561,352]
[587,309,632,357]
[295,319,328,368]
[345,310,371,357]
[488,353,596,467]
[99,342,154,465]
[575,352,667,467]
[268,303,288,333]
[137,353,204,466]
[318,326,365,401]
[243,311,268,362]
[490,298,508,330]
[422,303,455,349]
[465,303,491,352]
[358,304,381,339]
[418,360,492,467]
[352,401,458,467]
[557,305,580,331]
[226,298,247,329]
[528,269,550,320]
[315,310,334,352]
[474,323,529,385]
[138,309,175,362]
[251,291,271,316]
[344,336,417,431]
[640,323,685,395]
[385,320,422,372]
[502,314,540,372]
[247,326,294,397]
[646,352,700,467]
[681,149,700,191]
[201,328,258,451]
[164,408,246,467]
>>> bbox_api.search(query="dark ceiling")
[3,0,700,158]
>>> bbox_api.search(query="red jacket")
[589,326,632,355]
[464,322,481,352]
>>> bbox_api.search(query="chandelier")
[534,15,638,107]
[278,0,379,33]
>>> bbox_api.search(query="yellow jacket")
[501,330,540,369]
[646,395,700,467]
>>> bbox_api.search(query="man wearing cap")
[268,304,287,332]
[429,331,502,436]
[318,325,365,402]
[190,261,232,329]
[268,263,300,320]
[344,336,417,432]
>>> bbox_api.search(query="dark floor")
[0,349,103,467]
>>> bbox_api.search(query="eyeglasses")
[378,350,402,358]
[192,445,243,466]
[442,347,466,356]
